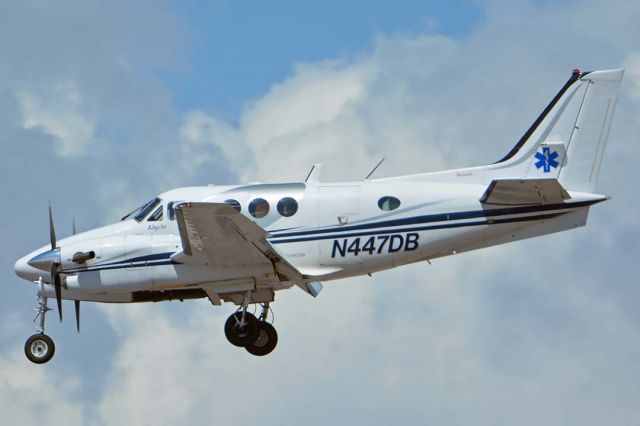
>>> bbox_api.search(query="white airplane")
[15,68,623,364]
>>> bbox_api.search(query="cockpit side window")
[120,197,161,222]
[168,201,176,221]
[148,205,164,221]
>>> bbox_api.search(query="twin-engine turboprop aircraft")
[15,68,623,364]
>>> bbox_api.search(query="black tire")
[24,333,55,364]
[224,312,259,347]
[245,322,278,356]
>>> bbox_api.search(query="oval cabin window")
[277,197,298,217]
[224,199,242,213]
[249,198,270,218]
[378,196,401,211]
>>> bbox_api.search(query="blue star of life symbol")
[534,147,559,173]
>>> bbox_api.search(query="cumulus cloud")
[16,81,96,157]
[175,38,458,183]
[0,349,83,425]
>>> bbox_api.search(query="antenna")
[365,158,385,180]
[305,163,323,183]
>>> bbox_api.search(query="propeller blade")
[74,300,80,332]
[51,263,62,322]
[72,218,77,236]
[48,203,57,250]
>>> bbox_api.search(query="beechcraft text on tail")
[15,68,623,363]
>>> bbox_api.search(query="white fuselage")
[14,177,604,304]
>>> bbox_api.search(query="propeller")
[48,203,63,322]
[28,205,84,330]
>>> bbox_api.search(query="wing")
[172,202,321,296]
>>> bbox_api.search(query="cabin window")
[167,202,176,221]
[121,197,161,222]
[249,198,270,218]
[378,196,401,211]
[277,197,298,217]
[224,199,242,213]
[148,205,164,221]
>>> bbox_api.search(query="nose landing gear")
[24,293,55,364]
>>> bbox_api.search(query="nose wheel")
[25,333,55,364]
[24,289,56,364]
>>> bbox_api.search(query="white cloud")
[175,37,459,183]
[16,81,96,158]
[0,348,83,425]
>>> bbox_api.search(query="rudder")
[558,69,623,192]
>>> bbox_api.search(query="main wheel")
[24,333,55,364]
[224,312,259,347]
[245,322,278,356]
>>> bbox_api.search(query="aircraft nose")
[14,254,42,281]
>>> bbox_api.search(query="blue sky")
[1,1,640,425]
[162,0,484,115]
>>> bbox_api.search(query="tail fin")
[494,69,624,192]
[558,69,623,191]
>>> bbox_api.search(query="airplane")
[14,68,624,364]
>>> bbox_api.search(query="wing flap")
[480,178,571,205]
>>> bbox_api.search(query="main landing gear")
[224,302,278,356]
[25,294,56,364]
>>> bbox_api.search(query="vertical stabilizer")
[558,69,623,192]
[491,69,623,191]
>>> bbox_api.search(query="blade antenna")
[365,158,385,180]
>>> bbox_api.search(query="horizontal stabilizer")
[480,179,571,205]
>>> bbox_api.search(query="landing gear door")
[318,185,361,265]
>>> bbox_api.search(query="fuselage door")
[317,184,362,266]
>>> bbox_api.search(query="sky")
[0,0,639,424]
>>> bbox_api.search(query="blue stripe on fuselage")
[64,208,574,273]
[268,199,600,240]
[269,212,564,244]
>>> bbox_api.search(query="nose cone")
[15,254,42,281]
[26,248,60,271]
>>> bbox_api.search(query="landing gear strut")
[224,291,259,346]
[24,292,56,364]
[224,301,278,356]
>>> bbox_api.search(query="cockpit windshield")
[121,197,162,222]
